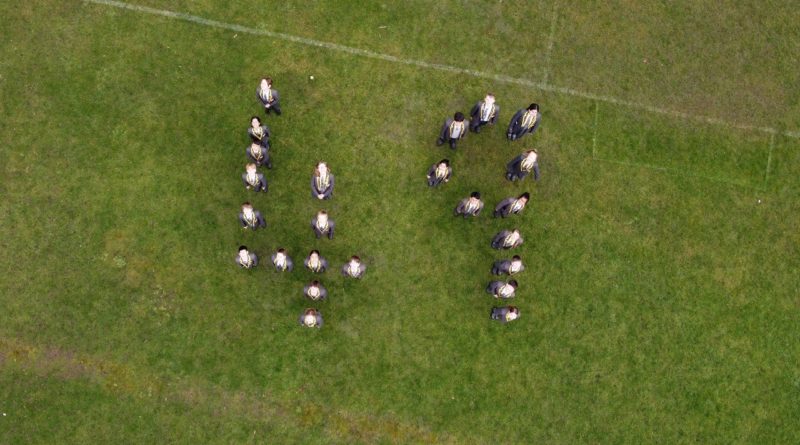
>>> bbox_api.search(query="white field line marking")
[592,100,600,159]
[593,157,765,191]
[542,2,559,86]
[764,132,776,189]
[86,0,800,140]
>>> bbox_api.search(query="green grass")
[1,0,799,443]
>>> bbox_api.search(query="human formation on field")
[426,93,543,324]
[234,77,364,329]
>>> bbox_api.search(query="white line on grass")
[592,157,764,191]
[542,2,559,86]
[764,132,775,189]
[592,101,600,159]
[86,0,800,140]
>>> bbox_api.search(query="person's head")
[512,229,520,236]
[316,162,328,175]
[311,280,320,287]
[508,305,519,314]
[317,210,328,219]
[260,77,272,89]
[350,255,360,264]
[525,150,537,160]
[242,202,253,211]
[250,116,261,128]
[528,103,539,111]
[484,93,495,104]
[303,308,318,326]
[246,163,257,174]
[512,255,521,262]
[454,112,465,122]
[309,249,320,259]
[239,245,248,253]
[238,246,249,260]
[518,192,530,203]
[508,280,518,288]
[439,159,450,168]
[276,248,286,257]
[250,142,261,151]
[470,191,481,200]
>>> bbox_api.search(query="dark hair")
[440,159,450,166]
[508,306,519,313]
[277,248,286,253]
[351,255,360,261]
[470,191,481,199]
[310,249,320,255]
[251,115,261,124]
[509,280,518,287]
[304,308,316,315]
[512,255,521,261]
[528,103,539,111]
[454,112,465,122]
[238,245,248,252]
[264,76,272,85]
[519,192,530,200]
[318,210,328,215]
[311,280,320,286]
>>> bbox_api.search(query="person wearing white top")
[303,280,328,301]
[486,279,518,299]
[494,192,530,218]
[490,306,520,323]
[469,93,499,133]
[270,248,294,272]
[454,191,485,217]
[341,256,366,279]
[492,255,525,276]
[238,202,266,230]
[426,159,452,187]
[311,210,335,240]
[505,150,540,182]
[242,163,268,193]
[436,112,467,150]
[256,77,281,115]
[299,308,323,328]
[247,116,271,149]
[304,250,329,273]
[311,162,335,200]
[507,103,540,141]
[235,245,258,269]
[491,229,523,250]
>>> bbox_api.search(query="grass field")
[2,1,799,443]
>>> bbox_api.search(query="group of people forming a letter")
[235,77,365,329]
[430,93,544,324]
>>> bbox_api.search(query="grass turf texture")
[1,1,799,443]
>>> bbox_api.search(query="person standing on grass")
[486,279,518,299]
[507,103,541,141]
[490,305,520,323]
[311,210,335,240]
[247,116,271,149]
[238,202,266,230]
[235,245,258,269]
[304,250,329,273]
[454,191,484,217]
[341,256,366,279]
[256,77,281,115]
[505,150,540,182]
[246,142,272,169]
[299,308,323,328]
[427,159,452,187]
[436,112,467,149]
[493,192,530,218]
[303,280,328,301]
[271,248,294,272]
[491,229,523,250]
[492,255,525,276]
[311,162,334,200]
[469,93,499,133]
[242,163,268,192]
